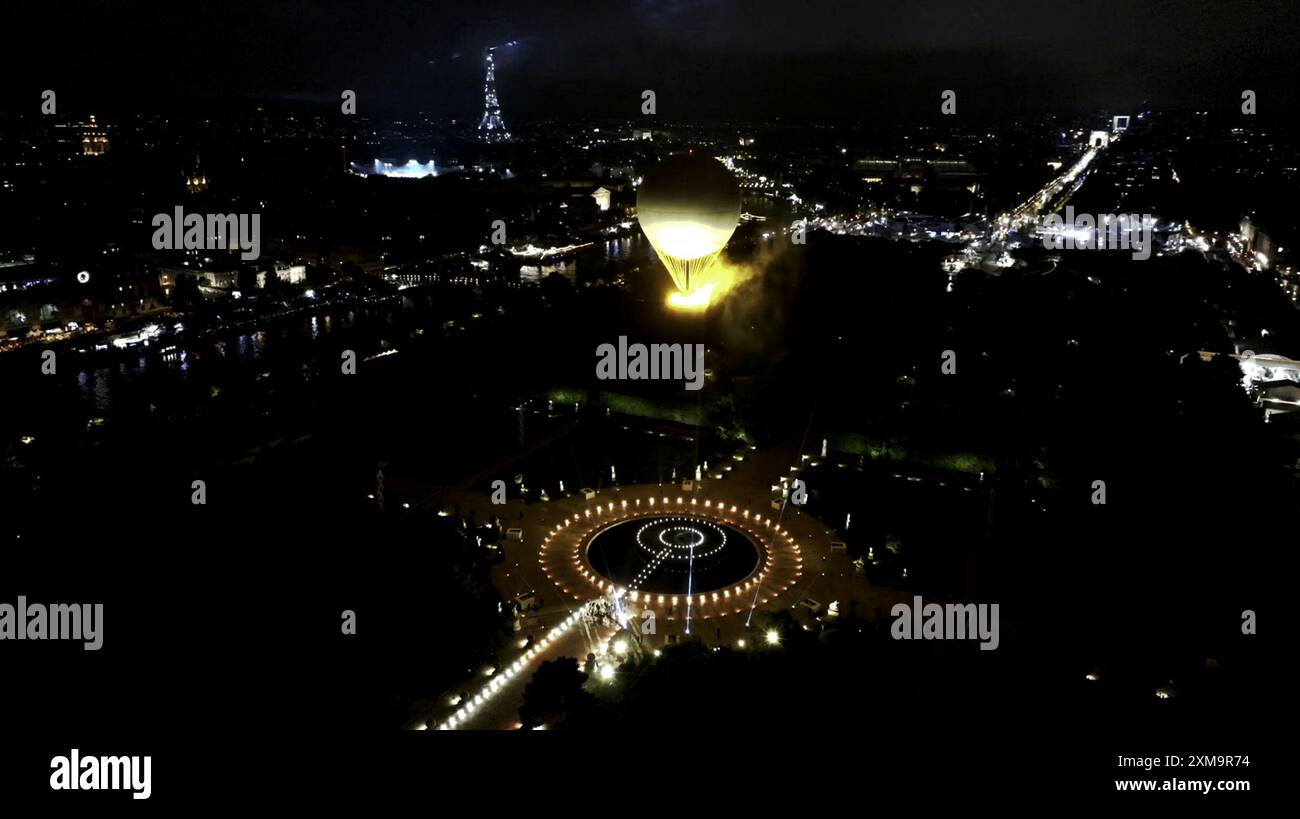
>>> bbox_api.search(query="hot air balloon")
[636,154,740,299]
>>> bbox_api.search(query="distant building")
[158,261,305,293]
[854,158,898,184]
[851,156,979,199]
[271,262,307,285]
[592,186,612,212]
[1239,217,1274,269]
[929,159,979,194]
[2,263,165,338]
[1259,381,1300,415]
[1237,352,1300,386]
[194,269,238,290]
[81,115,110,156]
[184,155,209,194]
[158,265,237,293]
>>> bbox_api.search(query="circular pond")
[584,515,761,595]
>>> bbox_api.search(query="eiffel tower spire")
[477,47,510,143]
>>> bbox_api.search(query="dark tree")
[519,657,594,729]
[171,272,202,308]
[233,267,256,296]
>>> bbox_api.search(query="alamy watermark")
[0,596,103,650]
[891,595,999,650]
[1039,206,1155,260]
[596,336,705,391]
[152,206,260,260]
[50,749,150,800]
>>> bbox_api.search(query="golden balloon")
[636,154,740,298]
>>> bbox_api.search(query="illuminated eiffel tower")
[477,47,510,142]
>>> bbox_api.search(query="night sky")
[4,0,1298,120]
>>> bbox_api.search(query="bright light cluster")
[360,159,438,179]
[666,283,716,310]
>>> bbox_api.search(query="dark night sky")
[3,0,1297,120]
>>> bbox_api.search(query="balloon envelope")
[637,155,740,290]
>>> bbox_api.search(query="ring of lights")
[658,525,706,550]
[430,491,813,730]
[536,493,806,622]
[642,518,727,561]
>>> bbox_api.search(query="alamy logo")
[596,336,705,391]
[0,596,103,650]
[152,206,261,260]
[50,749,151,800]
[1039,206,1155,260]
[891,595,999,650]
